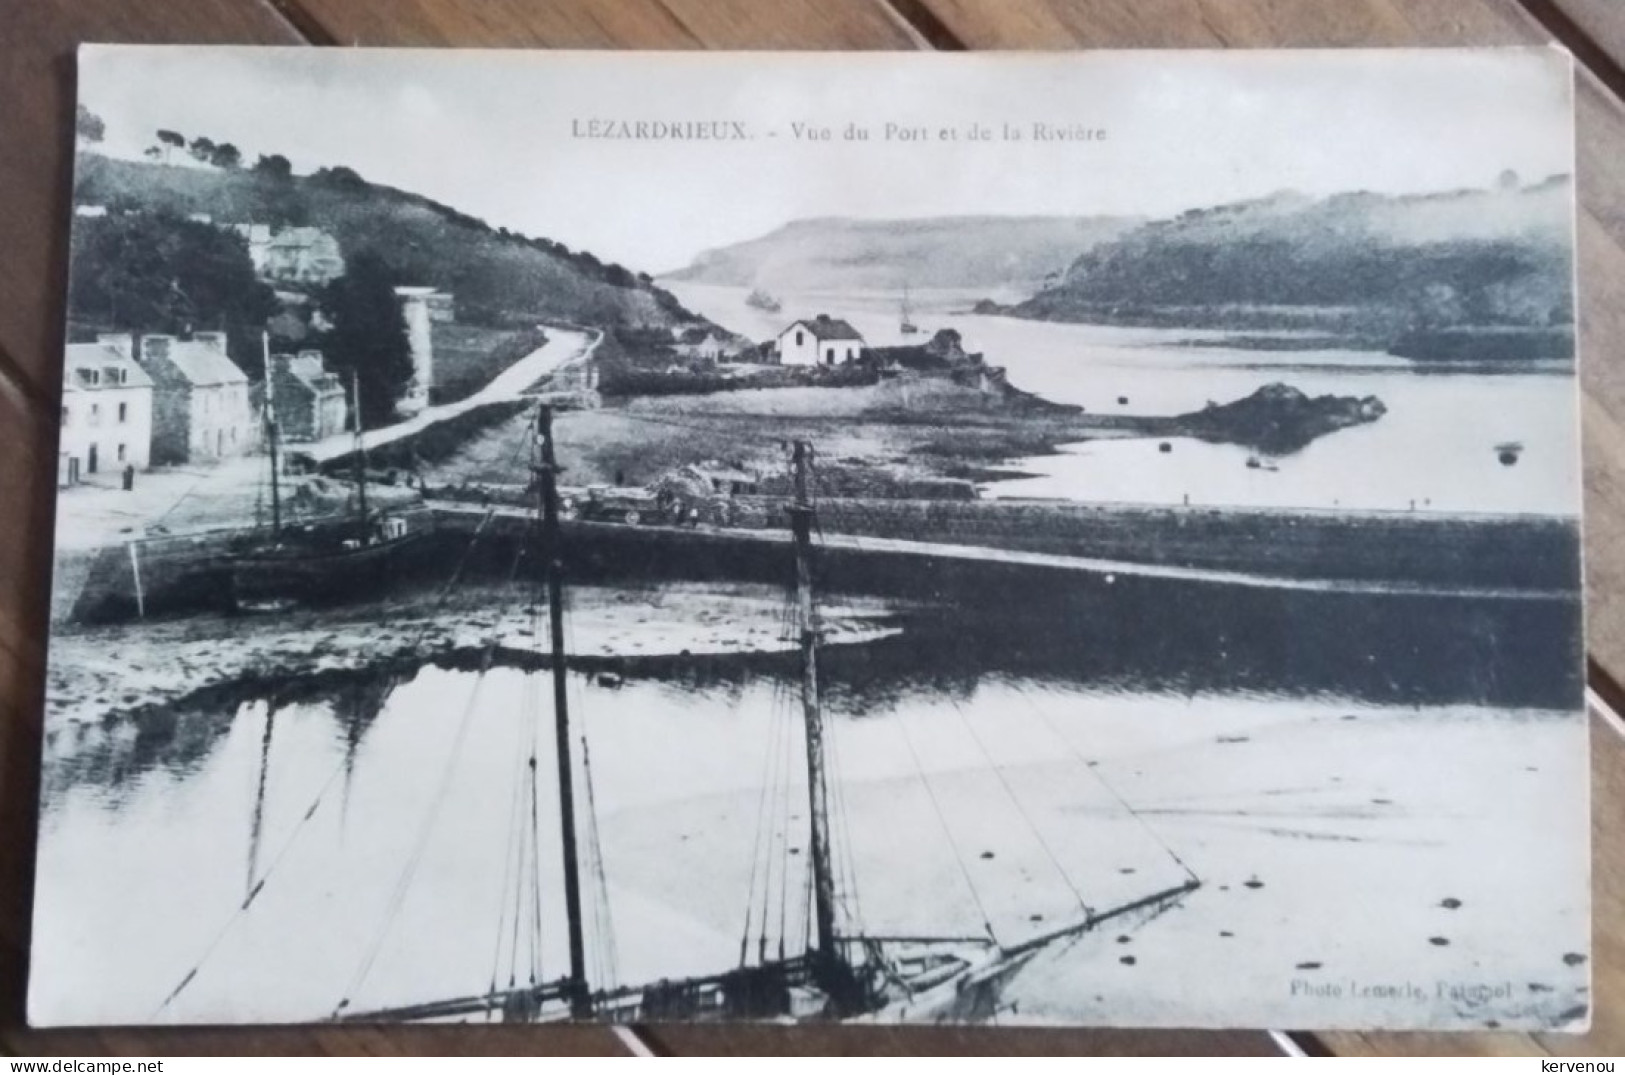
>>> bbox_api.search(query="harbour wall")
[56,498,1581,626]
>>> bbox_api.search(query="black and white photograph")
[32,46,1587,1030]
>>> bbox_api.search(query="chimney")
[140,334,175,366]
[96,332,134,360]
[193,331,228,353]
[815,313,830,322]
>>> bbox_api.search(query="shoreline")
[43,581,901,733]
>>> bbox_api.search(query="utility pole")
[789,440,838,975]
[535,403,590,1018]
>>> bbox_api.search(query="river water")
[30,287,1589,1029]
[666,283,1581,516]
[33,586,1587,1028]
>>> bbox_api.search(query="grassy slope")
[429,323,549,404]
[74,154,701,330]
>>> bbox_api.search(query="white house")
[776,315,865,367]
[60,338,155,485]
[675,331,734,362]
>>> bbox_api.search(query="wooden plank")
[905,0,1621,1059]
[1548,0,1625,81]
[283,0,919,49]
[905,0,1533,49]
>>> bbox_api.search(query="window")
[118,402,127,423]
[80,369,100,387]
[117,443,126,462]
[89,403,100,426]
[796,330,804,347]
[60,406,68,427]
[826,347,835,363]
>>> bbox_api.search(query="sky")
[80,46,1576,275]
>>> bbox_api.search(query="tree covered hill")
[1008,175,1575,344]
[665,214,1141,293]
[72,152,699,330]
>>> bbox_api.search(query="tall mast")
[263,332,281,536]
[351,371,369,544]
[535,403,590,1018]
[790,440,839,972]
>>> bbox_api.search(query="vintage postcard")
[33,46,1586,1030]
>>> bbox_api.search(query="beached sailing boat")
[227,339,429,610]
[326,403,1201,1024]
[899,284,920,336]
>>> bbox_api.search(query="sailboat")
[226,339,430,611]
[899,284,920,336]
[326,403,1200,1025]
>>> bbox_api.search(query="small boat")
[900,283,920,335]
[745,288,782,313]
[228,515,430,609]
[228,340,428,610]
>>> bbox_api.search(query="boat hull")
[228,529,432,609]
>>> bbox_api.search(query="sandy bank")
[45,581,899,731]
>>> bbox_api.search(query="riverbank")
[427,374,1384,497]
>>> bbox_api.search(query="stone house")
[59,336,154,485]
[269,350,348,442]
[134,332,258,464]
[234,223,345,285]
[776,315,865,366]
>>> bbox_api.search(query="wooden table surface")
[3,0,1623,1057]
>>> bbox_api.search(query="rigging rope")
[332,538,529,1017]
[738,674,787,966]
[891,683,1000,947]
[943,695,1095,918]
[1014,685,1201,884]
[579,735,619,991]
[488,675,531,997]
[775,676,796,963]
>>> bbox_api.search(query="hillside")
[72,153,701,330]
[1008,176,1575,351]
[664,214,1141,293]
